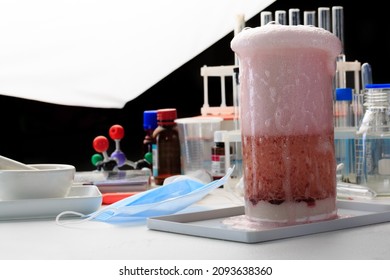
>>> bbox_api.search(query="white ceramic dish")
[0,185,102,220]
[0,164,75,200]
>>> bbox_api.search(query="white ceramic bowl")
[0,164,76,200]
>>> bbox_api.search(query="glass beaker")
[356,84,390,195]
[231,23,342,225]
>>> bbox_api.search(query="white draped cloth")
[0,0,274,108]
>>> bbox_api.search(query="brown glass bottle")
[152,108,181,185]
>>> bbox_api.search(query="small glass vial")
[152,108,181,185]
[211,130,228,180]
[143,110,158,166]
[356,84,390,195]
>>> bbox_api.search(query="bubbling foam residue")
[231,23,342,59]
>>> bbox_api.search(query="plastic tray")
[74,170,151,193]
[0,185,102,221]
[147,200,390,243]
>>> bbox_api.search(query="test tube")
[234,14,245,36]
[332,6,345,52]
[332,6,346,88]
[318,7,331,31]
[275,10,287,25]
[337,182,377,199]
[361,63,373,89]
[303,11,316,26]
[260,11,273,26]
[334,88,353,127]
[234,14,245,66]
[288,8,300,25]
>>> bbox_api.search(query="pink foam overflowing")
[231,24,341,57]
[231,23,342,137]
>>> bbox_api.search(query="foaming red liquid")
[243,133,336,206]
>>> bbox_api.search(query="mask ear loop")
[55,206,118,226]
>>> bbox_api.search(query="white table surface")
[1,188,390,260]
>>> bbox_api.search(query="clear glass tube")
[318,7,330,31]
[303,11,316,26]
[260,11,272,26]
[288,8,300,25]
[275,10,286,25]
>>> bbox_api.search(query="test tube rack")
[200,65,239,117]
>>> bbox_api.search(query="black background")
[0,0,388,171]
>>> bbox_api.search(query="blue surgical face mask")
[56,167,234,224]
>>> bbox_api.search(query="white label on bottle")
[152,143,158,177]
[211,155,226,176]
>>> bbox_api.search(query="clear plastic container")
[175,117,222,175]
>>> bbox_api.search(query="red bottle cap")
[157,108,177,125]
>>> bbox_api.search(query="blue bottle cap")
[143,110,158,130]
[335,88,352,101]
[365,83,390,89]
